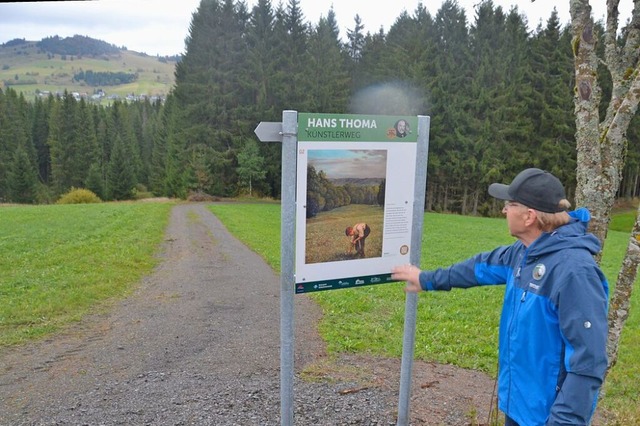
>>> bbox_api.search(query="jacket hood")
[527,207,601,258]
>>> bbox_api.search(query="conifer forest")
[1,0,639,216]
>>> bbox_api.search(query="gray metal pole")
[397,115,430,426]
[280,110,298,426]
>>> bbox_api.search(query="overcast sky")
[309,149,387,179]
[0,1,630,57]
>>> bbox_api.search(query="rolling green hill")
[0,37,177,101]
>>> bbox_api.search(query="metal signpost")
[255,111,430,426]
[397,115,430,425]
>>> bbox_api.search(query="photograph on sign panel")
[393,118,411,138]
[304,149,387,264]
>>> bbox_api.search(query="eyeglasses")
[503,201,526,209]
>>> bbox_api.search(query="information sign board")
[295,113,419,293]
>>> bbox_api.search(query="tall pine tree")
[7,142,38,204]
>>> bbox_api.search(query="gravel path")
[0,203,496,425]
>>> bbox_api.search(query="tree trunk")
[472,189,479,216]
[570,0,609,245]
[606,203,640,371]
[443,183,449,212]
[570,0,640,374]
[461,184,468,215]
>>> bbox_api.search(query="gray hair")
[535,199,572,232]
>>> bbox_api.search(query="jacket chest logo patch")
[532,263,546,280]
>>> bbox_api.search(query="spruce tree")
[279,0,312,110]
[245,0,283,198]
[427,0,472,212]
[75,99,99,187]
[107,100,140,186]
[149,95,173,196]
[462,2,535,214]
[246,0,278,116]
[31,95,52,184]
[306,9,350,112]
[138,99,160,189]
[47,91,80,194]
[528,9,576,192]
[6,142,38,204]
[106,134,135,200]
[94,106,109,195]
[172,0,250,196]
[85,162,105,199]
[355,30,388,90]
[346,15,365,63]
[0,88,32,201]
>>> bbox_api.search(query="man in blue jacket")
[392,168,609,426]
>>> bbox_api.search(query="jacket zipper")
[505,250,529,413]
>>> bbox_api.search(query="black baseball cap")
[488,168,567,213]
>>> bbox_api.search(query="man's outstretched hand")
[391,264,422,293]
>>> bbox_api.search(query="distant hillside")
[0,36,179,101]
[37,35,121,57]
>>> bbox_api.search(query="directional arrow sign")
[254,121,283,142]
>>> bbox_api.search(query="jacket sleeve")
[547,263,609,425]
[418,244,515,291]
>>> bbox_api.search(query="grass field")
[209,202,640,424]
[305,204,383,263]
[0,201,173,346]
[1,200,637,423]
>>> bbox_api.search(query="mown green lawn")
[209,202,640,424]
[0,201,173,345]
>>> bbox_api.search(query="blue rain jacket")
[418,208,609,426]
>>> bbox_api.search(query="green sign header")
[298,113,418,142]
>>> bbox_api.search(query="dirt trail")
[0,203,496,425]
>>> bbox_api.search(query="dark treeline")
[0,89,160,202]
[36,35,121,57]
[1,0,639,214]
[306,165,382,218]
[73,70,138,86]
